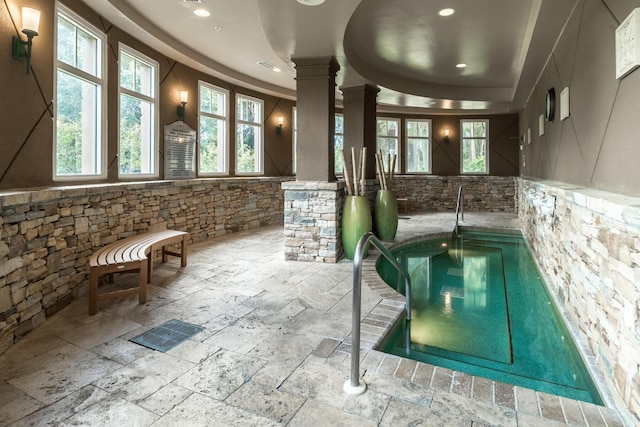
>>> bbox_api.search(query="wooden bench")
[397,198,409,214]
[89,227,188,315]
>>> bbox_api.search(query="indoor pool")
[377,229,603,404]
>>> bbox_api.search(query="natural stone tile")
[289,399,377,427]
[451,371,473,398]
[598,406,624,427]
[59,314,143,350]
[517,412,568,427]
[377,354,401,376]
[9,386,110,426]
[515,387,539,416]
[538,392,565,423]
[560,397,586,426]
[431,390,517,426]
[173,349,265,400]
[343,388,391,422]
[94,352,194,402]
[0,394,43,426]
[579,401,607,427]
[7,344,121,405]
[279,355,351,409]
[92,338,153,365]
[473,376,494,404]
[135,383,193,416]
[494,381,515,410]
[55,395,159,426]
[226,381,305,424]
[431,367,454,392]
[380,397,463,427]
[412,362,435,387]
[166,338,218,364]
[363,371,432,406]
[394,358,417,381]
[251,360,300,389]
[311,337,341,358]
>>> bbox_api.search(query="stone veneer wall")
[0,177,289,355]
[393,175,517,212]
[282,181,345,263]
[518,179,640,423]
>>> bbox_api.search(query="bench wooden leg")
[181,236,187,267]
[89,267,99,315]
[139,259,148,305]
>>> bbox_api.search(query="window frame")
[235,94,264,175]
[405,119,432,174]
[198,81,229,176]
[53,3,107,181]
[117,42,160,179]
[460,119,490,175]
[292,107,297,174]
[376,117,401,173]
[334,113,344,175]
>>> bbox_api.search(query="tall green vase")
[374,189,398,240]
[342,195,372,260]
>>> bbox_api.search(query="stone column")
[283,57,343,262]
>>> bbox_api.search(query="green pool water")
[377,230,603,404]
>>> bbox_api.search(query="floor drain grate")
[129,319,204,352]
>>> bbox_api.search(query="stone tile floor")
[0,212,628,426]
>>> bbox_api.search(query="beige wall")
[0,0,295,190]
[520,0,640,197]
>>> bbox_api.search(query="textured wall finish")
[0,178,288,354]
[392,176,517,213]
[520,0,640,197]
[519,179,640,424]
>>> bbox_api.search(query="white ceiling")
[84,0,577,114]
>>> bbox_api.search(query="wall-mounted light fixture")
[276,116,284,135]
[177,90,188,119]
[444,128,450,143]
[12,7,41,75]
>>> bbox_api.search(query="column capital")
[292,56,340,79]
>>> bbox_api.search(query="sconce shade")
[444,128,450,136]
[179,90,188,104]
[277,116,284,126]
[13,7,40,74]
[21,7,40,36]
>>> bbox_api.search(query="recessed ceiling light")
[193,9,210,17]
[456,63,467,68]
[438,8,455,17]
[214,25,222,31]
[297,0,325,5]
[272,67,282,73]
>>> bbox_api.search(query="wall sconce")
[177,90,188,119]
[12,7,41,75]
[276,116,284,135]
[444,128,450,143]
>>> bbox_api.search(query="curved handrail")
[344,232,412,396]
[455,185,464,234]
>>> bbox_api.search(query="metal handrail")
[455,185,464,234]
[344,232,412,396]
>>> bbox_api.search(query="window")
[118,44,159,177]
[406,119,431,173]
[198,82,229,175]
[461,119,489,174]
[236,95,263,174]
[334,114,344,174]
[376,118,400,172]
[292,107,297,174]
[54,4,106,180]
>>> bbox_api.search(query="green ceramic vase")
[342,195,372,260]
[374,190,398,241]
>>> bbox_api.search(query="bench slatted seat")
[89,228,187,315]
